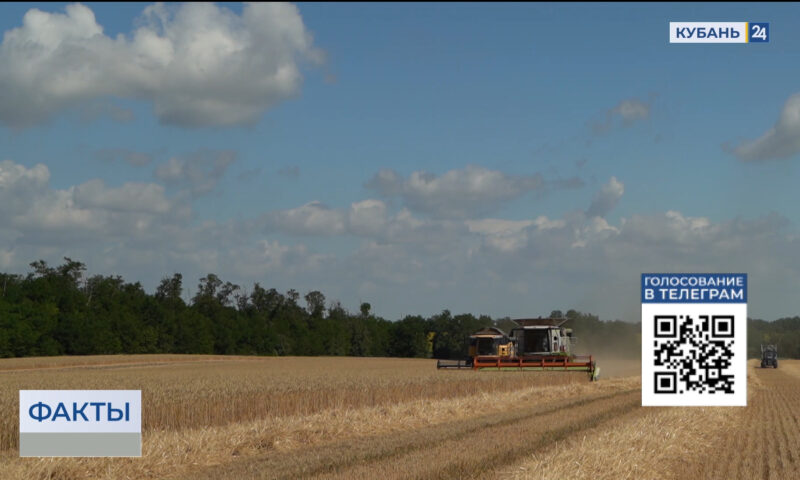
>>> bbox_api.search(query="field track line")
[675,364,800,480]
[178,387,639,480]
[315,391,642,480]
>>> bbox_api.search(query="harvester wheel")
[774,361,778,369]
[761,362,766,368]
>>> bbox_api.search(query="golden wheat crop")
[493,360,800,480]
[7,355,792,480]
[1,354,596,479]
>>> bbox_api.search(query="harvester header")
[437,317,598,380]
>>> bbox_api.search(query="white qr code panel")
[642,303,746,406]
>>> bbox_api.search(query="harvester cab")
[761,344,778,369]
[510,318,574,356]
[468,327,515,357]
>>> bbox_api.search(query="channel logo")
[669,22,769,43]
[19,390,141,457]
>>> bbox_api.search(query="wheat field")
[1,355,796,479]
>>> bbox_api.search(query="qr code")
[652,315,735,395]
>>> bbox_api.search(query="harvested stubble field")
[0,355,798,480]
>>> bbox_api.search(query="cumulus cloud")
[586,176,624,218]
[465,218,535,236]
[592,98,651,134]
[262,201,346,235]
[259,198,468,253]
[571,216,619,248]
[73,179,172,214]
[259,177,615,248]
[260,205,798,321]
[222,239,333,279]
[155,149,236,195]
[615,99,650,123]
[466,217,563,252]
[0,160,331,301]
[347,199,388,236]
[0,160,51,217]
[0,159,50,189]
[0,2,322,128]
[729,93,800,161]
[2,159,799,322]
[0,159,188,245]
[366,166,545,218]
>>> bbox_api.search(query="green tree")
[390,315,430,358]
[305,291,326,318]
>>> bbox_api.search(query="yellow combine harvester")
[470,327,515,357]
[437,317,599,381]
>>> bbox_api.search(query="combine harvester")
[437,317,599,381]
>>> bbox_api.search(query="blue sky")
[1,3,799,322]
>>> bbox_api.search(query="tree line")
[0,258,788,360]
[748,317,800,359]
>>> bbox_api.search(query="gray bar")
[20,432,141,457]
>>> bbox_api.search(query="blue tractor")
[761,344,778,369]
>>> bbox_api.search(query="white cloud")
[347,199,388,236]
[73,179,172,214]
[731,93,800,161]
[618,210,718,247]
[615,99,650,123]
[592,98,651,134]
[0,2,322,128]
[263,201,346,235]
[223,239,333,278]
[0,159,187,244]
[367,165,544,218]
[154,150,236,195]
[571,216,619,248]
[259,199,468,254]
[0,159,50,187]
[366,169,403,196]
[465,218,562,252]
[0,160,52,219]
[13,189,100,234]
[586,176,624,218]
[466,218,533,252]
[465,218,535,236]
[2,159,800,322]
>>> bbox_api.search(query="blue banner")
[641,273,747,303]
